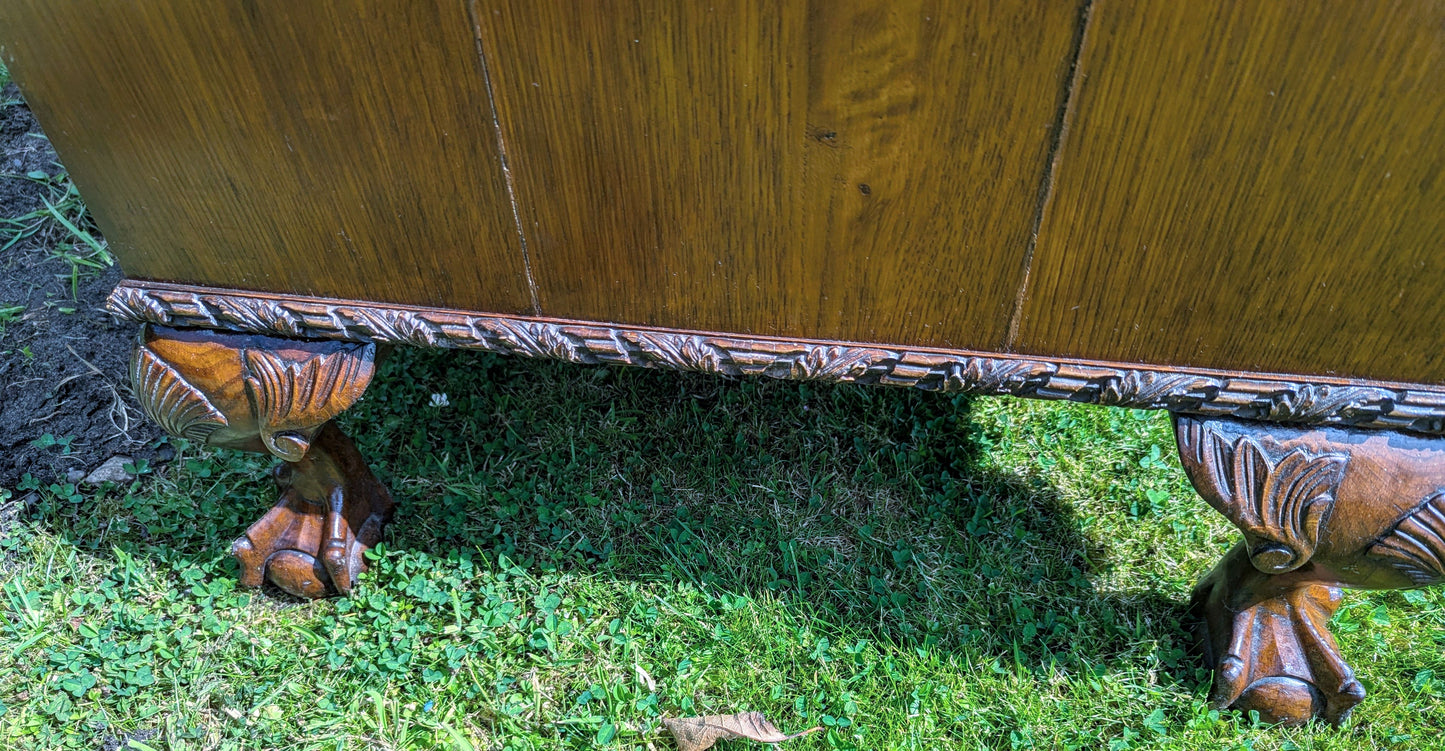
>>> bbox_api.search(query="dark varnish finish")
[0,0,534,312]
[1016,1,1445,385]
[472,0,1082,348]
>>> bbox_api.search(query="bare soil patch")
[0,83,160,488]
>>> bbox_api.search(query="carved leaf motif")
[211,297,306,338]
[943,358,1056,395]
[1256,448,1347,566]
[491,321,581,361]
[535,326,581,360]
[103,286,1445,436]
[130,345,227,442]
[788,346,892,381]
[1370,491,1445,585]
[633,332,728,373]
[1176,417,1348,573]
[1097,371,1221,408]
[345,308,440,347]
[107,286,171,324]
[1266,384,1395,423]
[243,346,373,460]
[1226,439,1272,524]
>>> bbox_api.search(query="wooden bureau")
[3,0,1444,726]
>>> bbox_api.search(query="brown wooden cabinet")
[4,0,1445,727]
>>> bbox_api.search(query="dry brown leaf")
[663,712,822,751]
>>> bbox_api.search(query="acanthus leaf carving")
[787,346,893,382]
[107,285,170,324]
[486,320,582,361]
[130,344,228,442]
[1264,384,1396,423]
[942,358,1056,395]
[211,296,306,338]
[1369,491,1445,586]
[1097,371,1222,409]
[105,283,1445,437]
[1176,416,1348,574]
[242,344,375,461]
[344,308,440,347]
[632,332,729,374]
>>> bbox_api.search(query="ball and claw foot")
[129,325,391,598]
[230,423,393,598]
[1191,544,1365,726]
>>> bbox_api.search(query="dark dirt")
[99,727,159,751]
[0,83,161,489]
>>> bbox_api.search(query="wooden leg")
[129,324,391,597]
[1175,414,1445,725]
[1189,542,1362,724]
[230,423,393,597]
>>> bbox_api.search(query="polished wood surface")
[136,324,392,598]
[0,0,533,312]
[1177,414,1445,724]
[4,1,1445,386]
[1,0,1081,350]
[474,1,1082,347]
[1016,1,1445,385]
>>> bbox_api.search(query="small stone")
[82,456,135,486]
[154,444,177,463]
[20,493,38,509]
[66,468,86,484]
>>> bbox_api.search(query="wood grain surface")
[1015,1,1445,385]
[5,2,1443,386]
[472,0,1082,347]
[0,0,534,312]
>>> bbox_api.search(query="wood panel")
[1016,1,1445,385]
[473,0,1083,348]
[0,0,533,312]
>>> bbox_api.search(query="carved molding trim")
[108,281,1445,435]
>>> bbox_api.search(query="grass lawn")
[5,349,1445,750]
[2,59,1445,751]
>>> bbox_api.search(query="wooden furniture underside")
[4,0,1443,730]
[113,282,1445,727]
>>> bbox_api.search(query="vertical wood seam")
[465,0,542,315]
[1004,0,1095,352]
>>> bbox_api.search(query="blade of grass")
[42,196,109,261]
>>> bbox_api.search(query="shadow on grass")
[25,344,1204,693]
[352,347,1204,693]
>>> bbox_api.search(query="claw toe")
[321,541,356,595]
[266,550,329,599]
